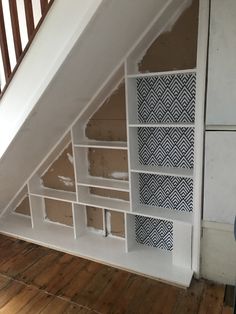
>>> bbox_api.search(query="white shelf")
[131,165,193,178]
[0,213,193,287]
[74,141,127,150]
[78,194,130,213]
[77,176,129,192]
[30,187,77,203]
[129,123,194,128]
[127,69,196,78]
[132,205,192,224]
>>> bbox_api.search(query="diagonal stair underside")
[0,0,190,213]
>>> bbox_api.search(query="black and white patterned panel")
[135,215,173,251]
[137,73,196,123]
[139,173,193,212]
[138,127,194,169]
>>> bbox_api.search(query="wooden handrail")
[0,0,54,98]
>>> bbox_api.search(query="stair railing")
[0,0,54,97]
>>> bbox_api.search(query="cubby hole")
[129,127,194,172]
[138,0,199,73]
[127,73,196,125]
[88,148,129,182]
[14,195,31,217]
[86,206,104,234]
[44,198,73,227]
[131,172,193,213]
[41,142,76,193]
[105,210,125,238]
[85,82,127,142]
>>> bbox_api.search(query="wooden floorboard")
[0,234,233,314]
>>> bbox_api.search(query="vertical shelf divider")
[72,203,86,239]
[172,221,192,269]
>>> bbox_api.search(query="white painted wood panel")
[173,221,192,269]
[206,0,236,125]
[204,132,236,224]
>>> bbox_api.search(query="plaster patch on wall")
[138,0,198,73]
[41,143,75,192]
[58,176,74,187]
[111,172,128,180]
[67,153,74,165]
[106,210,112,234]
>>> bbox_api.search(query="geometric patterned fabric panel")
[139,173,193,212]
[135,215,173,251]
[138,127,194,169]
[137,73,196,123]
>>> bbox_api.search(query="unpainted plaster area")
[44,199,73,227]
[106,210,125,238]
[88,148,128,181]
[86,206,104,231]
[138,0,199,72]
[90,187,129,201]
[86,206,125,238]
[15,196,31,216]
[41,143,76,192]
[86,83,127,142]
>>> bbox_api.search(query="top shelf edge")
[126,69,196,78]
[129,123,195,128]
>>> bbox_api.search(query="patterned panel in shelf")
[137,73,196,123]
[139,173,193,212]
[135,215,173,251]
[138,127,194,169]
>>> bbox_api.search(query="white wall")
[202,0,236,284]
[206,0,236,125]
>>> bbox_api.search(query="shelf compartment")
[30,187,76,203]
[77,185,130,213]
[131,172,193,213]
[77,176,129,192]
[44,198,74,227]
[78,194,130,213]
[136,215,174,251]
[126,72,196,125]
[126,214,192,274]
[129,126,194,171]
[74,140,127,150]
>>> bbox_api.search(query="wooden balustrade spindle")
[0,0,54,97]
[0,0,11,81]
[24,0,35,39]
[40,0,48,15]
[9,0,22,61]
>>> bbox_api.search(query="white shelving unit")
[124,67,197,285]
[0,0,208,288]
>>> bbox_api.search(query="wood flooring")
[0,234,233,313]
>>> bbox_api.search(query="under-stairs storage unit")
[0,0,208,287]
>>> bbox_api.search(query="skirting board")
[201,220,236,285]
